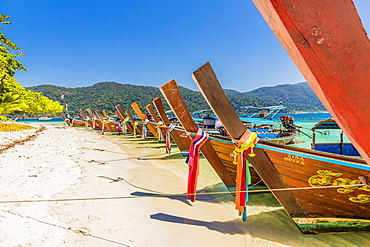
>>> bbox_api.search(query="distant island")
[26,81,326,115]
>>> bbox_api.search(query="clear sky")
[3,0,370,92]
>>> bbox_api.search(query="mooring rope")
[0,183,365,204]
[1,209,130,247]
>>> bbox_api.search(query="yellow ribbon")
[133,122,138,138]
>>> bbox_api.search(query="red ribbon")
[186,128,209,202]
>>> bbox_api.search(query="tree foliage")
[0,15,63,117]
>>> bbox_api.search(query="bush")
[0,123,36,132]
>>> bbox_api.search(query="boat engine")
[280,115,294,129]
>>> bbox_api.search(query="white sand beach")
[0,124,370,247]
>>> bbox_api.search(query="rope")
[0,183,365,204]
[1,209,130,246]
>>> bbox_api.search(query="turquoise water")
[279,112,352,149]
[16,117,66,126]
[15,113,347,150]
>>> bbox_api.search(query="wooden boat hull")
[131,102,158,139]
[208,136,264,187]
[125,110,143,137]
[152,97,193,155]
[72,119,86,127]
[115,105,134,133]
[160,79,262,189]
[191,62,370,234]
[251,142,370,234]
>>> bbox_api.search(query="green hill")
[229,82,326,112]
[26,81,326,115]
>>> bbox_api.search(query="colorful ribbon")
[186,128,209,202]
[141,119,149,139]
[92,118,96,129]
[232,131,258,220]
[101,119,107,135]
[157,121,165,141]
[122,117,129,134]
[133,122,138,138]
[165,123,176,154]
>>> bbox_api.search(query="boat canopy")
[192,109,212,115]
[234,106,259,110]
[235,106,286,111]
[312,118,339,130]
[311,118,360,156]
[239,117,278,125]
[257,106,286,111]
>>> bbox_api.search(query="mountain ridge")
[26,81,326,115]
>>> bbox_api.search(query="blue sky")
[3,0,370,92]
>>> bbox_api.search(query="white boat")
[38,117,53,121]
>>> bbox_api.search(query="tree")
[0,14,63,116]
[0,15,26,88]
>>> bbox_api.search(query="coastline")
[0,125,369,246]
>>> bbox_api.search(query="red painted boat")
[251,0,370,165]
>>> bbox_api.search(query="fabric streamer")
[122,118,128,134]
[232,131,258,220]
[92,118,96,129]
[156,121,163,140]
[133,122,138,138]
[185,128,209,202]
[165,123,176,154]
[101,120,105,135]
[142,119,150,139]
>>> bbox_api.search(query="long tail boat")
[192,62,370,234]
[125,109,142,137]
[74,113,87,127]
[79,109,97,129]
[251,0,370,165]
[86,108,103,130]
[61,113,85,127]
[160,79,262,189]
[95,110,119,133]
[131,102,159,139]
[115,105,134,133]
[152,97,192,155]
[146,103,165,140]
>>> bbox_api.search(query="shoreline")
[0,125,369,246]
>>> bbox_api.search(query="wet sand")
[0,125,370,246]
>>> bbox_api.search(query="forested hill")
[26,81,326,115]
[225,82,326,112]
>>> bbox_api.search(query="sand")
[0,124,369,247]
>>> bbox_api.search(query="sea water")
[277,112,351,149]
[16,113,341,147]
[16,117,70,126]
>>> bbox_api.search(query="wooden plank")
[79,109,93,128]
[126,109,142,135]
[146,104,160,123]
[160,79,235,188]
[192,62,248,140]
[102,110,109,120]
[131,102,158,139]
[152,97,191,153]
[115,105,134,132]
[86,108,103,129]
[95,110,113,132]
[251,0,370,165]
[192,62,305,215]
